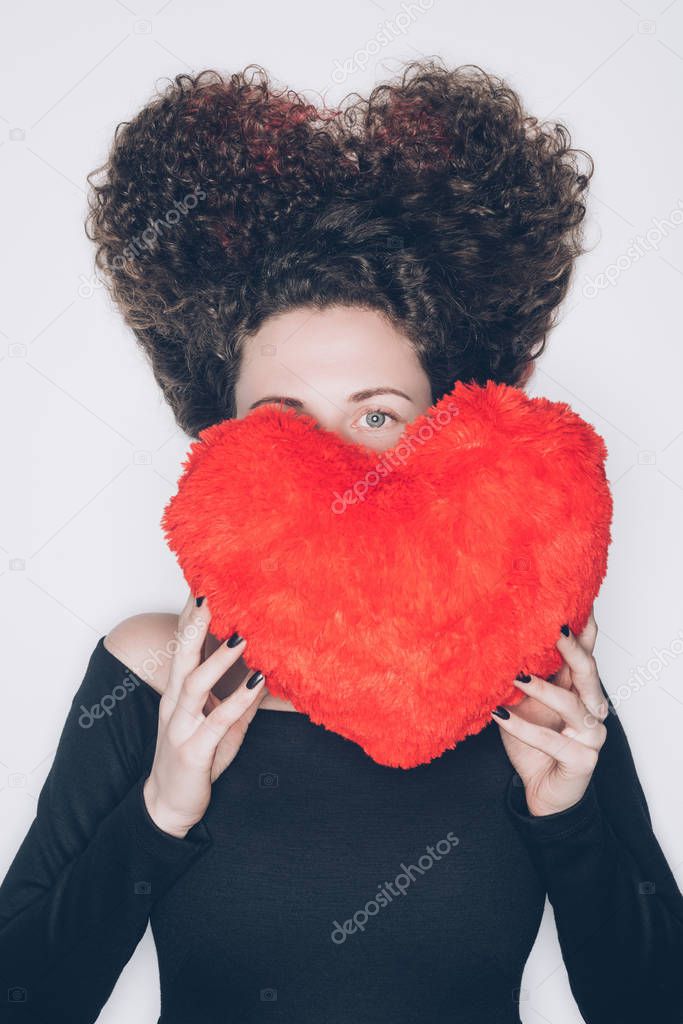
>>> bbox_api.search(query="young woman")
[1,61,682,1024]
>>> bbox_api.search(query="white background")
[1,1,682,1021]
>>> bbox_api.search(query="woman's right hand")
[142,590,267,837]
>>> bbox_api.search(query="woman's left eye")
[356,408,401,430]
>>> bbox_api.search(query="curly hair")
[84,58,594,438]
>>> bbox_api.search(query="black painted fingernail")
[515,672,532,683]
[226,632,244,647]
[246,670,264,689]
[196,595,205,607]
[491,705,510,719]
[560,623,570,637]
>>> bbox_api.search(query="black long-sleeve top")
[1,636,682,1024]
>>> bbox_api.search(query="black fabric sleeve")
[505,678,683,1024]
[0,637,213,1024]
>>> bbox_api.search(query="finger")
[170,627,249,724]
[164,591,212,714]
[511,674,607,750]
[186,669,268,762]
[555,625,608,722]
[491,707,599,773]
[551,610,597,689]
[577,605,598,655]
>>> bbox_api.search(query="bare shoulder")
[103,612,180,696]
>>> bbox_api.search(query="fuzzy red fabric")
[161,379,613,768]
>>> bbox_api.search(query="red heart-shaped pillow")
[161,379,613,768]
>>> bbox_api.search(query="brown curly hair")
[84,58,594,438]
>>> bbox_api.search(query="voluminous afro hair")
[84,59,594,438]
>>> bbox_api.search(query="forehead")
[237,305,424,396]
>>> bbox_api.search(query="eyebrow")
[248,387,414,411]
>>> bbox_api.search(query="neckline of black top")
[97,634,493,773]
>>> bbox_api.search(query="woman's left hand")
[491,606,610,817]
